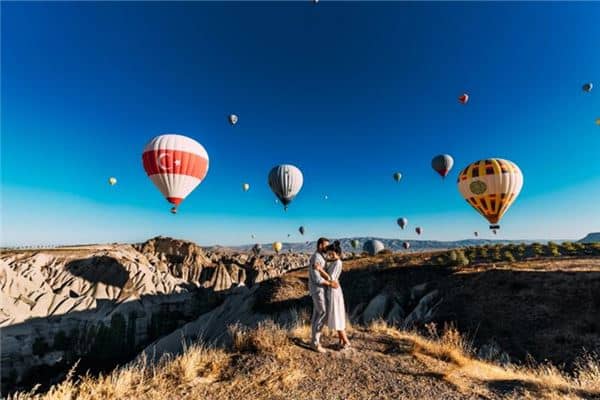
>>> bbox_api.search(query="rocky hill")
[580,232,600,243]
[0,237,308,393]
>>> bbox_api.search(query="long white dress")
[326,259,346,330]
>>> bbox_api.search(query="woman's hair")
[326,240,342,256]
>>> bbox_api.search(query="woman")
[325,241,351,349]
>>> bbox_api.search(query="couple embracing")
[308,237,351,353]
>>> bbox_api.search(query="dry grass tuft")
[367,320,600,399]
[228,320,290,358]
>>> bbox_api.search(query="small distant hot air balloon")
[142,134,209,213]
[251,234,256,239]
[268,164,304,211]
[458,93,469,104]
[108,177,117,186]
[397,218,408,230]
[287,233,291,238]
[351,239,360,249]
[363,240,384,256]
[596,117,600,126]
[252,244,262,256]
[432,154,454,179]
[474,231,479,237]
[403,241,410,250]
[229,114,238,125]
[273,242,282,254]
[242,183,250,192]
[393,172,402,182]
[582,82,593,93]
[457,158,523,231]
[324,194,328,200]
[415,227,422,235]
[299,226,305,235]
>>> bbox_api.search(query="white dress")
[326,259,346,330]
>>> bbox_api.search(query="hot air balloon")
[252,244,262,256]
[268,164,304,211]
[324,194,329,200]
[242,183,250,192]
[432,154,454,179]
[415,227,422,235]
[251,234,256,239]
[596,118,600,126]
[582,83,593,93]
[457,158,523,231]
[363,240,384,256]
[273,242,282,254]
[403,241,410,249]
[287,233,291,238]
[299,226,305,235]
[229,114,238,125]
[397,218,408,229]
[474,231,479,237]
[351,239,360,249]
[393,172,402,182]
[458,93,469,104]
[108,177,117,186]
[142,134,209,212]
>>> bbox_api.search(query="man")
[309,237,339,353]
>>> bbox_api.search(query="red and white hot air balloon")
[142,134,209,212]
[458,93,469,104]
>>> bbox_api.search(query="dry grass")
[9,319,600,400]
[368,319,600,399]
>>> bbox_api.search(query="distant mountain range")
[229,237,542,254]
[579,232,600,243]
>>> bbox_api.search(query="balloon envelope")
[351,239,360,249]
[363,240,384,256]
[457,158,523,229]
[393,172,402,182]
[397,218,408,229]
[415,227,422,235]
[458,93,469,104]
[432,154,454,178]
[229,114,238,125]
[108,177,117,186]
[583,82,593,92]
[268,164,304,210]
[403,241,410,249]
[242,183,250,192]
[142,134,209,209]
[252,244,262,256]
[272,242,282,253]
[299,226,305,235]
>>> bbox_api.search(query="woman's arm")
[314,264,332,281]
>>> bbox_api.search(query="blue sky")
[2,2,599,246]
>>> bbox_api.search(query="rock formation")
[0,237,308,392]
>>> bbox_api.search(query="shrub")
[503,251,516,263]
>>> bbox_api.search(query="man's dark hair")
[317,237,330,248]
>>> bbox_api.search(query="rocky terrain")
[0,237,308,393]
[3,238,600,399]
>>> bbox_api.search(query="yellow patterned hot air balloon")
[272,242,282,254]
[457,158,523,230]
